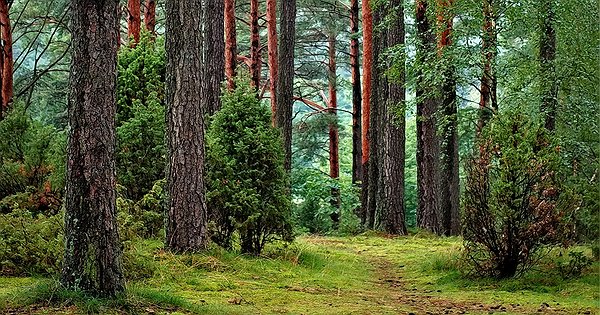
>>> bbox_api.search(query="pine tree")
[62,0,124,296]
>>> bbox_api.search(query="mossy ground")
[1,234,598,314]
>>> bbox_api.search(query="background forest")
[0,0,598,313]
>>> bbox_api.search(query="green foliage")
[557,251,593,279]
[463,111,574,278]
[207,77,293,255]
[292,168,361,235]
[117,180,166,240]
[116,33,166,200]
[0,210,63,276]
[0,106,66,215]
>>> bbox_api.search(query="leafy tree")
[207,77,292,255]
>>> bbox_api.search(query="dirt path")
[305,237,573,315]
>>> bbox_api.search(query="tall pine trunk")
[416,0,441,234]
[361,0,374,226]
[267,0,278,124]
[350,0,362,185]
[202,0,225,116]
[249,0,261,90]
[478,0,497,133]
[437,0,460,236]
[62,0,124,297]
[540,0,557,131]
[165,0,209,252]
[381,0,408,235]
[0,0,13,112]
[144,0,157,35]
[327,33,341,227]
[224,0,237,90]
[128,0,141,44]
[276,0,296,172]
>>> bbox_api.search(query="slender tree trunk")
[249,0,261,90]
[202,0,225,116]
[350,0,362,186]
[381,0,408,235]
[327,33,341,227]
[416,0,441,234]
[540,0,557,131]
[224,0,237,90]
[0,0,13,112]
[267,0,278,125]
[361,0,374,226]
[128,0,141,44]
[144,0,157,35]
[62,0,124,297]
[478,0,497,134]
[165,0,209,252]
[275,0,296,172]
[437,0,460,236]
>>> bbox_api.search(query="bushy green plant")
[117,179,166,240]
[0,106,66,214]
[207,77,293,255]
[557,251,593,279]
[0,210,64,276]
[116,32,166,200]
[463,112,574,278]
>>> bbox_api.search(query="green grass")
[1,235,598,314]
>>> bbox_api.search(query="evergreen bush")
[207,78,293,255]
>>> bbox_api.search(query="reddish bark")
[436,0,460,236]
[225,0,237,90]
[249,0,261,90]
[0,0,13,112]
[350,0,362,185]
[127,0,141,44]
[267,0,278,125]
[361,0,373,224]
[361,0,373,168]
[144,0,156,35]
[327,33,341,226]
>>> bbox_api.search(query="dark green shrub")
[207,77,293,255]
[463,112,574,278]
[0,106,66,215]
[117,32,166,200]
[0,210,63,276]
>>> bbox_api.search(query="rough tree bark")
[224,0,237,90]
[144,0,157,35]
[62,0,124,297]
[381,0,408,235]
[361,0,373,226]
[128,0,141,44]
[416,0,441,234]
[267,0,278,124]
[478,0,497,134]
[350,0,362,185]
[327,33,341,227]
[249,0,261,90]
[0,0,13,112]
[540,0,557,131]
[276,0,296,172]
[165,0,209,252]
[202,0,225,116]
[437,0,460,236]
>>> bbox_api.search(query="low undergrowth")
[1,235,598,314]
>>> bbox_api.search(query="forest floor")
[0,234,598,314]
